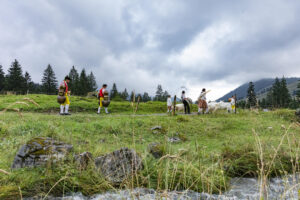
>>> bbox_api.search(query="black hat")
[65,76,71,80]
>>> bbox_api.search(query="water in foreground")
[27,175,299,200]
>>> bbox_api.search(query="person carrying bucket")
[97,84,109,114]
[58,76,71,115]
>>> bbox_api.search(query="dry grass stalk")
[23,97,40,107]
[0,98,38,116]
[0,169,10,175]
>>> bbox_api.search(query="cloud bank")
[1,0,300,100]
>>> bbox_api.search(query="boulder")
[11,137,73,169]
[94,148,143,184]
[74,152,93,170]
[148,142,165,158]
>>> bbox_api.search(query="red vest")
[64,81,68,93]
[99,88,104,97]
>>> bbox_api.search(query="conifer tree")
[121,88,129,100]
[24,71,33,94]
[41,64,58,94]
[280,77,291,107]
[155,84,163,101]
[5,59,26,93]
[271,77,281,107]
[78,69,88,95]
[0,65,5,91]
[87,71,97,92]
[142,92,151,102]
[110,83,118,99]
[247,82,257,107]
[162,90,169,101]
[68,66,80,95]
[296,80,300,102]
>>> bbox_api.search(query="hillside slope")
[217,77,299,101]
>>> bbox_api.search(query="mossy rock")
[148,142,166,158]
[11,137,73,169]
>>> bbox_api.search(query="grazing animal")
[208,101,233,113]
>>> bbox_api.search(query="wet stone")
[94,147,143,184]
[11,137,73,169]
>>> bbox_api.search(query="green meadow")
[0,95,299,199]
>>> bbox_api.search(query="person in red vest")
[97,84,109,114]
[59,76,71,115]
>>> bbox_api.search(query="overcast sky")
[1,0,300,100]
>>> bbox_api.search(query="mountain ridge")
[217,77,300,101]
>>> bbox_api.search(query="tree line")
[0,59,98,95]
[237,77,300,109]
[0,59,172,102]
[108,83,169,102]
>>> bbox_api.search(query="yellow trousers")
[99,97,104,107]
[61,93,70,105]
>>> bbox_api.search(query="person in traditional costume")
[58,76,71,115]
[97,84,109,114]
[198,88,209,114]
[230,95,236,113]
[181,91,190,114]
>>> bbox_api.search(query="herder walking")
[58,76,71,115]
[181,91,190,114]
[97,84,109,114]
[198,88,209,114]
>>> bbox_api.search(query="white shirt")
[181,93,186,100]
[200,91,206,100]
[167,97,172,106]
[230,98,235,105]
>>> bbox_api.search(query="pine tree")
[162,90,169,101]
[271,77,281,107]
[110,83,118,99]
[87,71,97,92]
[0,65,5,91]
[121,88,129,100]
[247,82,257,107]
[261,98,267,109]
[68,66,80,95]
[155,84,163,101]
[78,69,89,96]
[41,64,58,94]
[5,59,26,93]
[24,71,33,94]
[296,80,300,103]
[280,77,291,108]
[142,92,151,102]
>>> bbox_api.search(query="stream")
[26,175,299,200]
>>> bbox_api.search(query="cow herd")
[175,101,235,114]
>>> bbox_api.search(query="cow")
[208,101,233,113]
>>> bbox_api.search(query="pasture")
[0,95,299,199]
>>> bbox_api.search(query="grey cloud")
[0,0,300,100]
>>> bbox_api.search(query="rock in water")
[11,137,73,169]
[94,148,143,184]
[74,152,93,170]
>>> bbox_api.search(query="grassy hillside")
[0,97,299,199]
[0,94,197,114]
